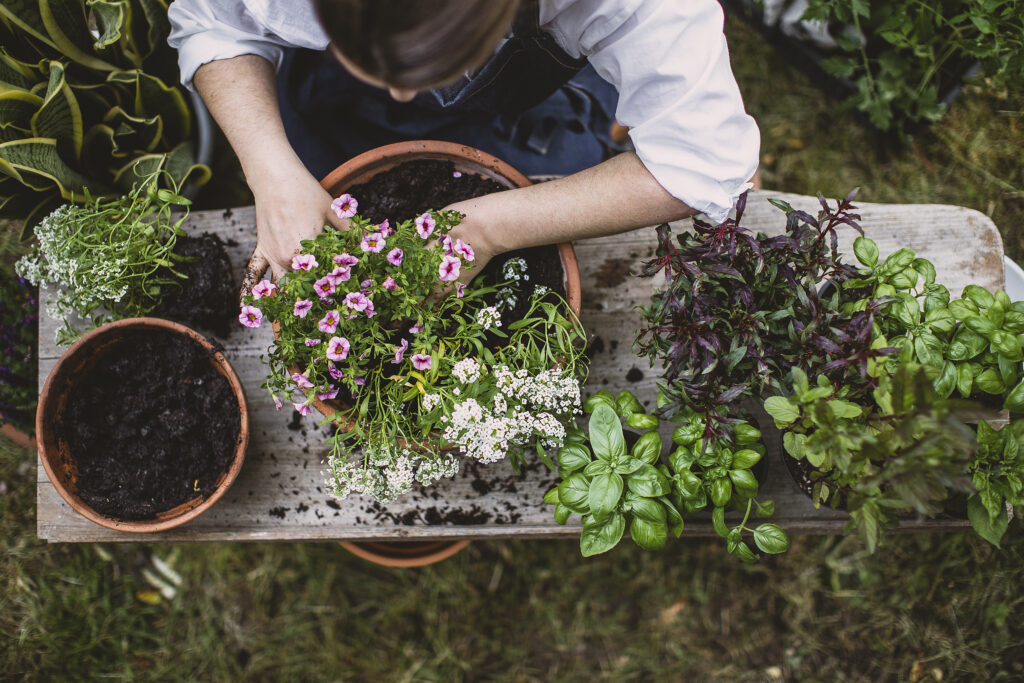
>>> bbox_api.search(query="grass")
[3,14,1024,682]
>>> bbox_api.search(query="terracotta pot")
[339,539,471,568]
[36,318,249,532]
[307,140,583,423]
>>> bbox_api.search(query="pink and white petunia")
[318,310,341,334]
[354,377,365,387]
[360,232,386,253]
[238,305,263,328]
[291,372,314,389]
[415,212,436,239]
[327,266,352,286]
[360,279,373,290]
[409,323,423,334]
[393,338,409,364]
[326,336,351,361]
[441,235,455,254]
[333,252,359,268]
[273,395,283,411]
[328,364,344,380]
[313,276,336,298]
[383,276,397,290]
[343,292,370,312]
[317,387,340,401]
[378,219,392,237]
[411,353,432,371]
[293,402,312,416]
[304,338,322,346]
[293,299,313,318]
[386,247,404,266]
[291,254,318,271]
[438,255,461,282]
[456,282,466,298]
[453,170,462,178]
[331,193,358,219]
[364,299,376,318]
[453,238,475,261]
[251,279,277,299]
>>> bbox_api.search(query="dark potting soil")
[57,329,240,520]
[153,233,237,339]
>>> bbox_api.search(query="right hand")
[241,162,348,301]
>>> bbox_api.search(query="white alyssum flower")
[476,306,502,330]
[423,393,442,411]
[452,358,481,384]
[495,287,518,312]
[502,257,529,282]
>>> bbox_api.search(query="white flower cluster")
[423,393,442,411]
[495,287,518,312]
[327,445,460,504]
[502,257,529,282]
[533,285,550,297]
[452,358,481,384]
[494,366,581,415]
[476,306,502,330]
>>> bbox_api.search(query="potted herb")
[966,419,1024,547]
[545,390,788,560]
[36,318,248,532]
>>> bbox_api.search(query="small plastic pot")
[36,318,249,532]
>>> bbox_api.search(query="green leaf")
[991,331,1023,361]
[90,0,126,48]
[629,517,668,551]
[588,472,624,520]
[957,363,975,397]
[40,0,118,71]
[949,299,979,320]
[628,496,667,524]
[583,460,612,476]
[731,448,761,470]
[543,487,559,505]
[554,503,571,525]
[752,523,790,554]
[580,512,625,557]
[671,422,702,446]
[614,457,645,475]
[976,368,1006,395]
[755,499,775,517]
[588,404,625,462]
[627,464,671,498]
[733,423,762,445]
[913,333,943,367]
[630,430,662,465]
[660,496,684,537]
[625,412,658,430]
[783,431,807,460]
[764,396,800,427]
[728,468,758,494]
[964,285,995,310]
[557,474,591,514]
[710,477,733,507]
[615,390,644,417]
[965,316,997,337]
[912,258,936,285]
[1004,379,1024,413]
[712,506,728,538]
[0,137,95,198]
[557,444,591,473]
[731,541,758,563]
[829,399,863,419]
[933,361,957,399]
[967,493,1007,548]
[853,236,879,267]
[583,390,616,413]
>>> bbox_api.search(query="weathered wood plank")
[38,191,998,542]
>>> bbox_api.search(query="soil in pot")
[56,328,241,520]
[153,233,237,339]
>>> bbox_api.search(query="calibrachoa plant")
[241,198,588,504]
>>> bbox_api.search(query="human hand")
[241,161,348,301]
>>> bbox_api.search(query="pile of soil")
[57,329,241,520]
[153,233,236,339]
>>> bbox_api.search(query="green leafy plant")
[766,364,977,552]
[0,0,209,236]
[546,390,788,560]
[15,170,190,344]
[243,205,588,504]
[802,0,1024,134]
[967,419,1024,547]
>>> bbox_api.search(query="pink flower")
[409,323,423,334]
[383,276,397,290]
[393,338,409,364]
[344,292,370,312]
[326,267,350,286]
[411,353,432,371]
[361,232,386,253]
[441,235,454,254]
[364,299,376,318]
[313,276,335,298]
[454,239,475,261]
[318,310,341,334]
[326,336,351,361]
[238,305,262,328]
[291,372,314,389]
[304,338,322,346]
[317,387,340,401]
[333,253,359,268]
[273,395,283,411]
[328,364,344,380]
[294,402,311,416]
[354,377,366,387]
[386,248,404,266]
[293,299,313,318]
[456,283,465,298]
[378,219,392,237]
[331,193,358,219]
[453,171,462,178]
[438,255,461,282]
[251,280,277,299]
[415,212,436,239]
[291,254,318,271]
[360,279,373,289]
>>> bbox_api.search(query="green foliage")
[14,170,190,344]
[802,0,1024,135]
[967,419,1024,547]
[0,0,208,236]
[0,265,36,433]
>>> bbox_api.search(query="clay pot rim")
[338,539,471,568]
[36,317,249,533]
[295,140,583,426]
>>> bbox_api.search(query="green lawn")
[3,16,1023,682]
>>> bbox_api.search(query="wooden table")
[36,190,1005,542]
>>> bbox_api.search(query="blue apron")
[277,1,622,179]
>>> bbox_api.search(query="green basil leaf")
[584,460,612,476]
[668,446,695,472]
[752,523,790,554]
[924,283,950,312]
[957,363,975,397]
[912,257,936,285]
[588,403,625,461]
[583,390,617,414]
[728,468,758,494]
[731,448,762,470]
[614,457,646,475]
[967,493,1007,548]
[731,541,759,563]
[712,506,728,538]
[1004,379,1024,413]
[733,423,762,445]
[755,499,775,517]
[987,301,1006,328]
[995,290,1012,310]
[554,503,572,525]
[629,517,668,551]
[913,333,942,367]
[891,268,918,291]
[991,330,1023,361]
[629,496,667,524]
[949,298,980,320]
[924,307,956,335]
[672,422,702,446]
[625,412,659,430]
[883,247,915,273]
[615,390,644,417]
[543,487,559,505]
[998,354,1020,388]
[627,464,671,498]
[950,327,988,360]
[673,470,702,499]
[710,477,733,507]
[659,496,684,537]
[964,285,995,310]
[853,236,879,267]
[764,396,800,426]
[558,474,591,514]
[933,360,957,399]
[588,472,624,520]
[965,316,997,337]
[631,430,663,464]
[580,512,625,557]
[1003,311,1024,334]
[557,444,592,472]
[976,368,1006,395]
[829,399,864,419]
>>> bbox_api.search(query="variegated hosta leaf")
[38,0,117,70]
[0,90,43,127]
[30,61,83,159]
[0,136,97,196]
[89,0,125,48]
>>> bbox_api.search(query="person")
[167,0,760,289]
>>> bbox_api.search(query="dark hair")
[314,0,521,90]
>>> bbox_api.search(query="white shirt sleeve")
[167,0,328,91]
[542,0,759,223]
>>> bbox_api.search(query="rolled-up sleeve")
[167,0,306,90]
[547,0,759,223]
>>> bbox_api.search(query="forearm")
[453,152,696,254]
[193,55,306,192]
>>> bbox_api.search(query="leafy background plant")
[0,0,209,237]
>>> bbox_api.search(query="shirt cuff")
[175,33,284,91]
